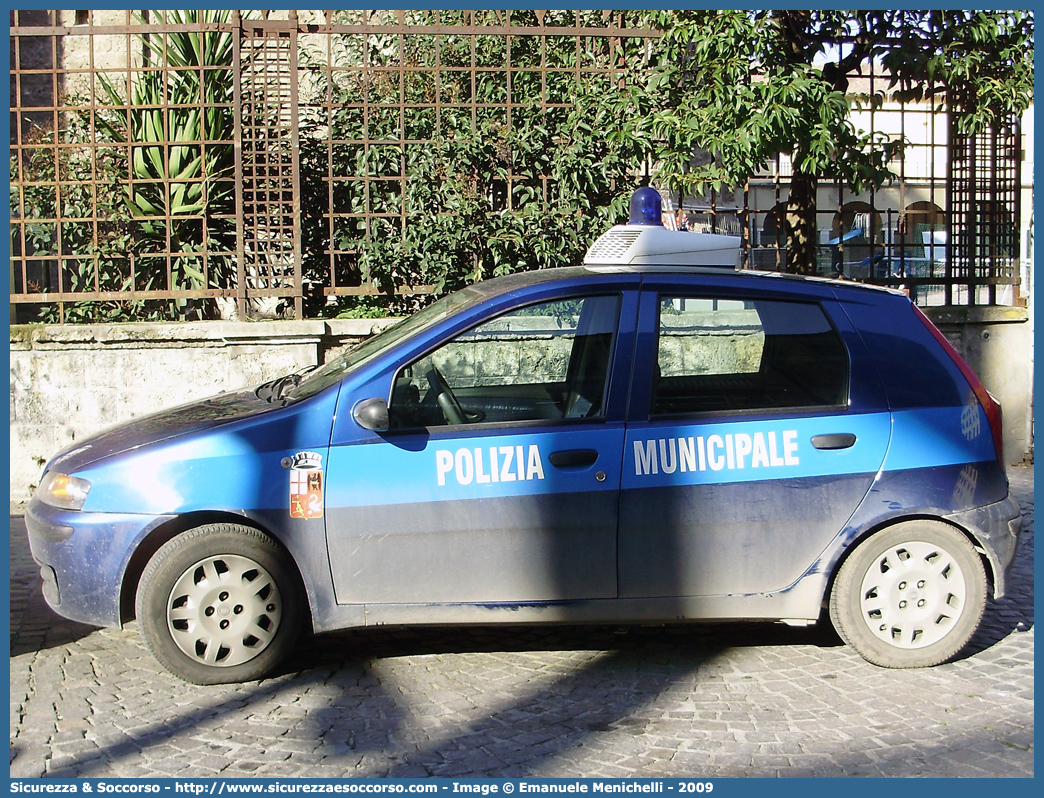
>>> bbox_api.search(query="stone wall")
[658,310,764,377]
[924,305,1034,468]
[9,319,395,504]
[435,319,575,387]
[9,308,1033,505]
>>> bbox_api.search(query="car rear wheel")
[829,520,987,668]
[136,524,304,684]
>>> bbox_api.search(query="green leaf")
[125,189,160,217]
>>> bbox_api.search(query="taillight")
[913,304,1005,467]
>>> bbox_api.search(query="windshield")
[287,287,484,402]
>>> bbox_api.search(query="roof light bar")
[628,186,663,226]
[585,189,742,269]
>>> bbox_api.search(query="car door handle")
[549,449,599,469]
[811,433,857,450]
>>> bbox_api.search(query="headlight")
[38,471,91,511]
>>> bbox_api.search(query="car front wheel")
[136,524,304,684]
[829,520,987,668]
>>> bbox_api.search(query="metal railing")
[10,10,1025,323]
[11,10,657,322]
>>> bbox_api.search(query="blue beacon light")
[628,187,663,226]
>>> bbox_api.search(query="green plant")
[297,27,647,315]
[10,118,156,324]
[636,10,1034,274]
[333,296,397,320]
[95,10,238,316]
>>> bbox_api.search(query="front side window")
[390,294,621,429]
[653,296,848,416]
[289,286,485,402]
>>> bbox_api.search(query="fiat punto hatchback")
[27,190,1022,683]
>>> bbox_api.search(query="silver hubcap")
[166,554,282,667]
[859,540,967,649]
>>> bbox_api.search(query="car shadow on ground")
[9,615,97,658]
[273,622,845,778]
[281,618,846,674]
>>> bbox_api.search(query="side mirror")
[352,397,390,432]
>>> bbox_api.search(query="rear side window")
[653,297,849,416]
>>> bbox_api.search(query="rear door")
[325,285,639,605]
[618,279,891,600]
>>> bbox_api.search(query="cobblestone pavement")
[10,468,1033,779]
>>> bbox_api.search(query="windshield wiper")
[255,364,317,403]
[254,378,278,402]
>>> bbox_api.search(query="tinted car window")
[653,296,848,415]
[391,295,621,428]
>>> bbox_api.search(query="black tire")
[829,520,987,668]
[135,523,305,685]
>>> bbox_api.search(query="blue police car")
[27,189,1022,684]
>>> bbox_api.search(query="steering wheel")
[425,366,467,425]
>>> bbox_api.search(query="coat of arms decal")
[288,451,324,519]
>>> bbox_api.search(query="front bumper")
[25,497,175,628]
[945,492,1022,599]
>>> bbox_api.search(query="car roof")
[465,264,904,303]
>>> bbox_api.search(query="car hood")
[46,388,276,475]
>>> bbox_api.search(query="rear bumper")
[945,493,1022,599]
[25,497,174,628]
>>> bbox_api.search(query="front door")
[325,291,633,605]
